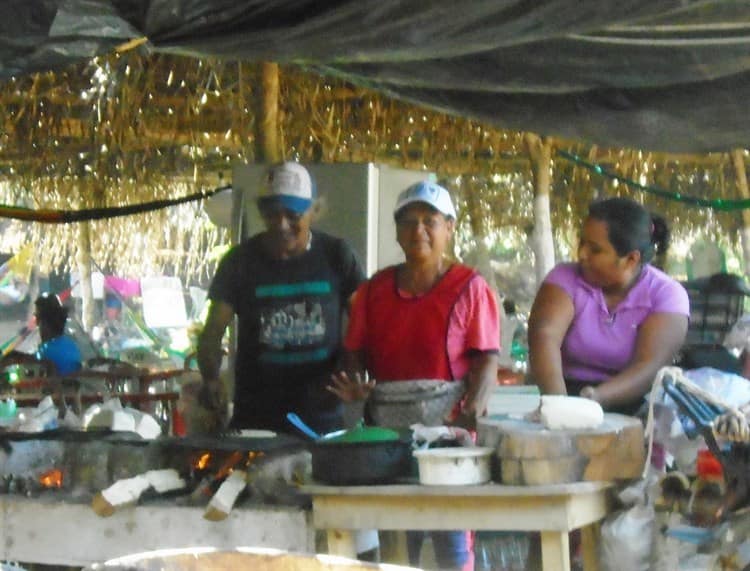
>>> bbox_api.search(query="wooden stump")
[477,413,645,485]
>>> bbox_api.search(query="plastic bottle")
[474,531,530,571]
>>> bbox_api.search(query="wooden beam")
[253,62,281,163]
[115,37,149,54]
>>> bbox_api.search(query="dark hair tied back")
[588,197,670,264]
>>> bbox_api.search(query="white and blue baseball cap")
[394,181,457,220]
[258,162,316,214]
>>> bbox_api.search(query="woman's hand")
[579,385,600,403]
[327,371,376,402]
[448,409,477,431]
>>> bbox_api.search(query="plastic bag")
[410,423,473,448]
[651,367,750,473]
[681,367,750,406]
[600,479,655,571]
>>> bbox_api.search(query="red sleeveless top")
[364,264,477,381]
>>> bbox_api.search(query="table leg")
[379,530,409,565]
[581,523,600,571]
[326,529,357,558]
[540,531,570,571]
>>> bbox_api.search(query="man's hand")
[327,371,376,402]
[198,378,227,412]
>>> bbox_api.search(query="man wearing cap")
[197,162,365,434]
[328,180,500,571]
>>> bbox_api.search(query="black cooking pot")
[286,413,413,485]
[310,436,413,485]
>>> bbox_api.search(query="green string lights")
[556,150,750,212]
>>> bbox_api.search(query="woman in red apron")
[329,181,500,571]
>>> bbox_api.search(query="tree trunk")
[730,149,750,276]
[26,268,39,325]
[76,222,95,332]
[253,62,281,164]
[523,133,555,288]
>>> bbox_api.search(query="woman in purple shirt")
[528,197,689,414]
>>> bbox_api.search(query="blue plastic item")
[285,412,320,440]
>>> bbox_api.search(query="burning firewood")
[189,450,244,502]
[92,468,186,517]
[203,469,247,521]
[144,468,187,493]
[92,475,150,517]
[38,468,63,489]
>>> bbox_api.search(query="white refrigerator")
[231,162,434,276]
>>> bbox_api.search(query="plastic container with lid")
[413,447,493,485]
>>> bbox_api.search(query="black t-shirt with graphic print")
[208,230,364,432]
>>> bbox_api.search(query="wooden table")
[303,481,613,571]
[7,369,184,433]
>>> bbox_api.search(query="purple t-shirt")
[544,262,690,382]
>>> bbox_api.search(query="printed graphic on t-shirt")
[255,280,333,365]
[260,300,326,349]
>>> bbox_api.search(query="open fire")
[190,450,266,476]
[38,468,63,489]
[188,449,268,517]
[0,432,311,514]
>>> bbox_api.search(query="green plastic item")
[0,398,16,418]
[321,423,400,444]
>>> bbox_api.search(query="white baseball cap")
[394,181,457,220]
[258,162,316,214]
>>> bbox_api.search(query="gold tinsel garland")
[0,50,744,283]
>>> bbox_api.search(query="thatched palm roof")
[0,52,745,282]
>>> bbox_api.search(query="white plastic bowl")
[413,447,494,485]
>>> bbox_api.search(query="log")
[204,469,247,521]
[477,413,645,485]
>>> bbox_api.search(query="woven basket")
[368,380,465,428]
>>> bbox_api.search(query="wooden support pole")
[76,221,94,332]
[730,149,750,276]
[253,62,281,164]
